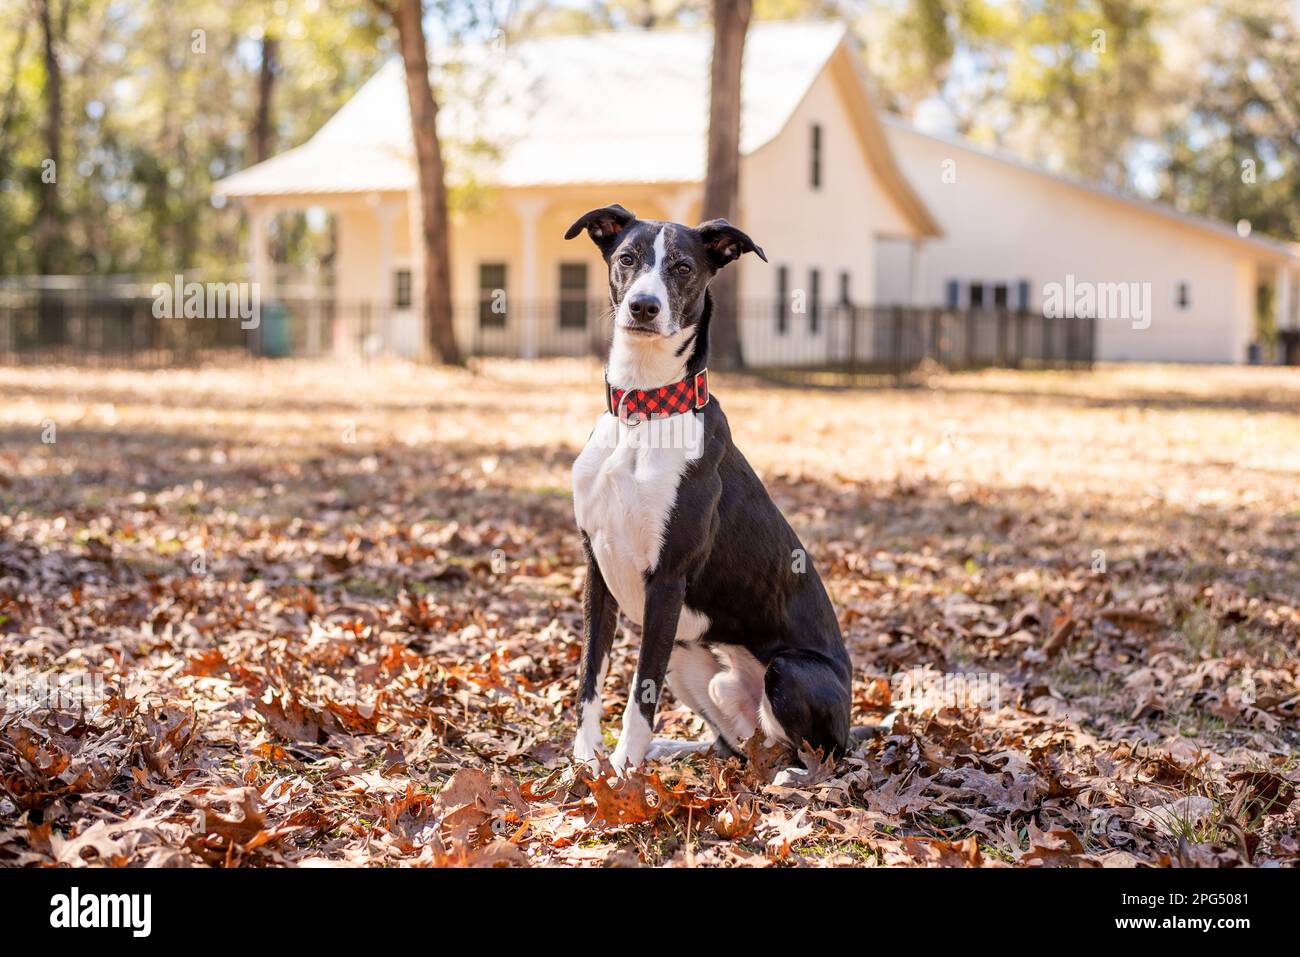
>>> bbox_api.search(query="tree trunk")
[252,33,278,164]
[35,0,62,276]
[34,0,64,347]
[394,0,461,365]
[701,0,751,371]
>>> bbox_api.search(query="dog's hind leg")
[759,649,852,761]
[666,641,765,754]
[664,641,730,745]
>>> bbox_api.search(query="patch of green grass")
[803,839,878,863]
[980,841,1017,864]
[531,484,572,498]
[342,576,399,598]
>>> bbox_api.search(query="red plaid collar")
[606,368,709,423]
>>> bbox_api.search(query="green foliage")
[0,0,389,277]
[1153,1,1300,244]
[0,0,1295,281]
[868,0,1298,241]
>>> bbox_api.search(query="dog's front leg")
[609,576,684,773]
[574,534,618,767]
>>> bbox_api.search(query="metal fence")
[0,285,1095,377]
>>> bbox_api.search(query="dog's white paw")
[608,706,653,774]
[572,742,602,771]
[608,742,635,775]
[572,728,604,770]
[573,699,605,769]
[771,767,805,788]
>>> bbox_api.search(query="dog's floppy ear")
[564,204,637,254]
[696,219,767,270]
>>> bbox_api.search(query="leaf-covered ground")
[1,359,1297,867]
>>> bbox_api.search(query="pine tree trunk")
[701,0,751,371]
[35,0,62,276]
[394,0,461,365]
[35,0,64,346]
[253,34,279,164]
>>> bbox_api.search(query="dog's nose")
[627,294,661,323]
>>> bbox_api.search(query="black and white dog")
[565,204,852,772]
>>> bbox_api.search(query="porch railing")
[0,286,1095,376]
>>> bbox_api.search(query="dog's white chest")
[572,413,703,627]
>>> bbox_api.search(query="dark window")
[1016,279,1031,311]
[479,263,507,328]
[945,279,961,309]
[969,282,985,309]
[558,262,588,329]
[394,269,412,309]
[777,265,789,334]
[809,269,821,333]
[993,283,1009,308]
[810,124,822,190]
[839,271,851,306]
[1176,281,1190,309]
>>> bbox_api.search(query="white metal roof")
[882,117,1300,262]
[215,20,847,197]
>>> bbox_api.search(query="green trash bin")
[259,301,290,358]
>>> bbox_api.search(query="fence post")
[849,304,859,377]
[964,308,976,369]
[891,305,904,378]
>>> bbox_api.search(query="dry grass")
[0,359,1297,867]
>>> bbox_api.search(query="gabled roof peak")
[216,20,850,196]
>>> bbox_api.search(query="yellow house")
[214,21,939,362]
[215,19,1298,365]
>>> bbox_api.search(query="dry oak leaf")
[184,648,228,677]
[1225,770,1296,819]
[901,835,983,867]
[714,797,760,840]
[762,807,816,860]
[435,768,500,846]
[254,687,328,743]
[325,694,386,734]
[187,787,301,863]
[582,764,709,826]
[1131,796,1215,835]
[139,704,197,778]
[1019,824,1092,867]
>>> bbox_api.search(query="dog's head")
[564,204,766,340]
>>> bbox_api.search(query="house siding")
[738,63,915,366]
[883,124,1266,364]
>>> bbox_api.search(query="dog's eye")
[618,253,635,267]
[674,262,692,276]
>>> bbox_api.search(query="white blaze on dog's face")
[610,227,704,339]
[564,204,766,387]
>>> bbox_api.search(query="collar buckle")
[694,369,709,410]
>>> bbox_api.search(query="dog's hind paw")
[646,738,713,761]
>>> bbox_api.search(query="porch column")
[1277,263,1295,332]
[406,188,430,361]
[510,195,547,359]
[368,194,397,354]
[248,203,273,298]
[369,194,397,304]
